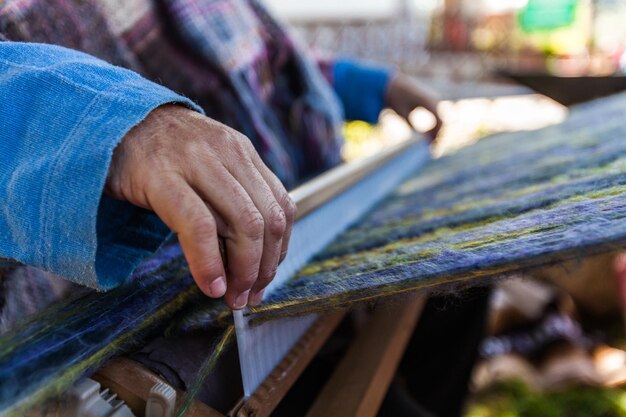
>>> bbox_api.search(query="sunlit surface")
[433,94,567,157]
[342,93,567,161]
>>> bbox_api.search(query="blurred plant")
[518,0,579,32]
[466,380,626,417]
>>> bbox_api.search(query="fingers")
[191,160,284,309]
[251,155,297,263]
[419,97,443,142]
[216,140,295,306]
[153,139,294,309]
[387,74,443,142]
[424,113,443,143]
[189,166,263,309]
[407,92,442,142]
[145,176,227,298]
[112,107,296,309]
[227,162,285,306]
[408,106,442,143]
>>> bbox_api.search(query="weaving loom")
[4,90,626,417]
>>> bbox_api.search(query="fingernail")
[249,289,265,306]
[208,276,226,297]
[233,290,250,310]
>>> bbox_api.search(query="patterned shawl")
[0,0,344,187]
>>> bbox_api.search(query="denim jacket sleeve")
[0,42,202,290]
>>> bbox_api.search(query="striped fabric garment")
[0,0,343,187]
[0,267,76,335]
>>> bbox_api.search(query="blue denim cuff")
[0,43,202,290]
[59,82,199,290]
[332,58,394,124]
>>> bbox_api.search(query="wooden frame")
[305,296,426,417]
[291,137,422,219]
[94,358,223,417]
[231,311,346,417]
[95,294,425,417]
[94,311,345,417]
[94,137,427,417]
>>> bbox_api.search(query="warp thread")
[173,326,235,417]
[0,252,208,417]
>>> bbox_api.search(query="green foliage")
[466,380,626,417]
[518,0,578,33]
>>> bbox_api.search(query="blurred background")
[263,1,626,416]
[264,0,626,157]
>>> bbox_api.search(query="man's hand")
[106,104,296,309]
[385,74,443,141]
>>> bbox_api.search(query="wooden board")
[92,311,345,417]
[92,136,423,416]
[291,137,421,218]
[305,295,426,417]
[94,358,223,417]
[92,297,424,417]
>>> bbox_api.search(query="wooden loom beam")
[292,137,422,220]
[93,358,223,417]
[94,137,426,416]
[304,295,426,417]
[94,311,346,417]
[95,296,425,417]
[233,311,346,417]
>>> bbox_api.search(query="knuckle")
[188,215,217,240]
[240,208,264,239]
[259,268,277,285]
[181,138,201,155]
[237,270,258,289]
[232,131,254,149]
[266,203,286,237]
[194,259,223,278]
[222,138,251,167]
[280,194,297,222]
[231,140,246,157]
[227,132,251,155]
[183,140,215,164]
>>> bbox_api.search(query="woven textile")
[188,91,626,327]
[252,94,626,318]
[0,244,204,416]
[3,92,626,415]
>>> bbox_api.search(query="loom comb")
[233,134,431,398]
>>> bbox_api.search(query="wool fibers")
[250,93,626,318]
